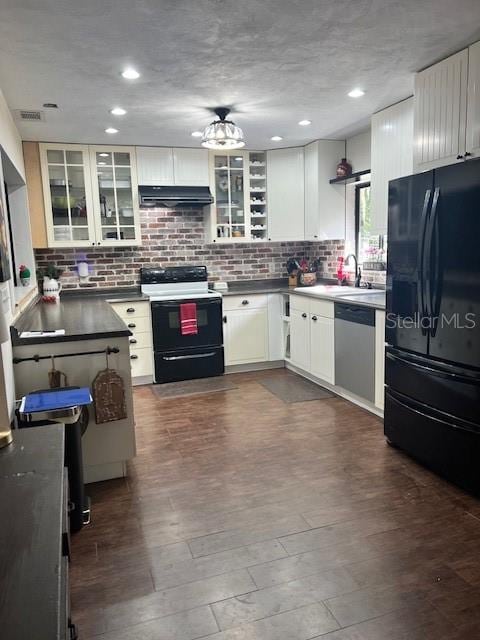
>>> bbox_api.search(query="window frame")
[355,181,385,263]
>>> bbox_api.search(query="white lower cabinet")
[310,314,335,384]
[109,300,153,381]
[223,294,268,366]
[289,295,334,384]
[290,308,310,370]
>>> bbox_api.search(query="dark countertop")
[62,286,148,303]
[0,425,66,640]
[12,296,132,346]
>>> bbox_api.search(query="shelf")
[329,169,371,185]
[250,162,265,167]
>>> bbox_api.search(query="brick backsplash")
[34,207,385,289]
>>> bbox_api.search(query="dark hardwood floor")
[71,370,480,639]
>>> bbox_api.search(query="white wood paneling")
[466,40,480,159]
[136,147,174,185]
[304,140,346,241]
[375,309,386,410]
[414,49,468,170]
[370,97,414,235]
[173,148,209,185]
[267,147,304,241]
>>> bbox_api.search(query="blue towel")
[22,388,93,413]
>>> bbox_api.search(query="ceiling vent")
[13,109,45,122]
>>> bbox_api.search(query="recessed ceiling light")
[105,127,118,134]
[121,68,140,80]
[271,136,283,141]
[298,120,311,126]
[99,152,109,157]
[348,88,365,98]
[110,107,127,116]
[191,131,203,137]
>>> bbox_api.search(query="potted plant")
[37,264,64,302]
[19,264,31,286]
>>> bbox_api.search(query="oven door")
[151,297,223,351]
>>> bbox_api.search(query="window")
[355,182,386,267]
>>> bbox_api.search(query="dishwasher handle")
[334,303,375,326]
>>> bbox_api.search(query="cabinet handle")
[130,354,138,360]
[312,315,318,321]
[223,315,227,323]
[242,299,249,305]
[129,338,137,344]
[128,323,136,328]
[302,312,307,318]
[126,308,135,313]
[457,154,464,160]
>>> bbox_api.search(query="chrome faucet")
[345,254,362,287]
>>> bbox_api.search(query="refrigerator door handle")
[429,189,442,337]
[417,189,432,335]
[386,350,480,385]
[424,188,440,333]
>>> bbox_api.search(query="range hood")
[139,185,214,208]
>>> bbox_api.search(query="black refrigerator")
[384,158,480,495]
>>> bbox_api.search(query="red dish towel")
[180,303,198,336]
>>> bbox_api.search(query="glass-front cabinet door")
[89,146,141,246]
[40,144,96,246]
[210,151,250,241]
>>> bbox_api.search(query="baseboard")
[225,360,285,374]
[286,362,384,418]
[132,375,154,386]
[84,460,128,484]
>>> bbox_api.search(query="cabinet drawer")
[310,298,334,318]
[123,316,151,334]
[128,332,152,349]
[290,294,310,313]
[129,347,153,377]
[111,301,150,319]
[223,294,268,311]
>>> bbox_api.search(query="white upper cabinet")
[136,147,174,185]
[414,49,468,171]
[89,146,141,246]
[304,140,346,241]
[267,147,305,241]
[136,147,209,186]
[466,40,480,159]
[370,97,414,236]
[172,148,209,185]
[40,143,96,247]
[40,143,141,247]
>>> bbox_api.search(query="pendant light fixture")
[201,107,245,149]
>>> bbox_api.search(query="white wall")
[346,130,371,173]
[0,88,27,424]
[0,89,24,181]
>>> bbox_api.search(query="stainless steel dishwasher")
[334,303,375,403]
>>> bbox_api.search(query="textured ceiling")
[0,0,479,148]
